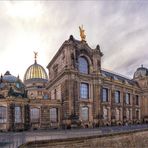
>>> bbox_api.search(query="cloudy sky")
[0,0,148,80]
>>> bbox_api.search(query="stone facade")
[46,35,143,128]
[0,34,148,131]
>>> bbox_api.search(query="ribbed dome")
[24,62,48,81]
[134,65,148,79]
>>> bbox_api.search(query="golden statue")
[34,51,38,63]
[79,25,86,41]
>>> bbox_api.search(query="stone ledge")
[19,128,148,148]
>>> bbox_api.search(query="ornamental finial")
[79,25,86,41]
[34,51,38,63]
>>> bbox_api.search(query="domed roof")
[134,65,148,79]
[3,71,18,83]
[24,53,48,83]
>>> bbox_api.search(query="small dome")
[24,62,48,82]
[3,71,17,83]
[134,65,148,79]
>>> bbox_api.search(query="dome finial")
[141,64,143,68]
[34,51,38,64]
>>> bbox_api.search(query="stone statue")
[79,25,86,41]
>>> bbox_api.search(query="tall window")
[103,108,108,120]
[136,95,139,105]
[125,93,130,104]
[0,106,6,123]
[115,90,120,103]
[126,109,130,120]
[136,110,139,120]
[78,57,89,74]
[50,108,58,122]
[80,83,89,99]
[115,108,120,121]
[30,108,40,122]
[15,106,21,123]
[102,88,108,102]
[81,106,89,121]
[54,89,57,100]
[44,94,49,99]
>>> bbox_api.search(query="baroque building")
[0,29,148,131]
[46,35,141,128]
[0,71,27,131]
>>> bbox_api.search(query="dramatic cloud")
[0,0,148,80]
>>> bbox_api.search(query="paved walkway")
[0,124,148,148]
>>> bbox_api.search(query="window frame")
[81,106,89,121]
[135,95,139,105]
[49,108,58,123]
[80,83,89,100]
[136,110,140,120]
[78,56,89,74]
[0,106,7,123]
[125,92,130,105]
[15,106,22,123]
[102,88,109,102]
[115,90,120,104]
[30,107,40,122]
[103,108,108,120]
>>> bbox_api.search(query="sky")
[0,0,148,80]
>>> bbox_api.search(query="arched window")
[78,57,89,74]
[30,108,40,122]
[0,106,6,123]
[50,108,58,122]
[81,106,89,121]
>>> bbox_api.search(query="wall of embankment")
[20,129,148,148]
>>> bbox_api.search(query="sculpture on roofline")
[79,25,86,41]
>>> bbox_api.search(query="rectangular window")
[125,93,130,104]
[103,108,108,120]
[136,95,139,105]
[80,83,89,99]
[31,108,40,122]
[0,106,6,123]
[50,108,58,122]
[15,106,21,123]
[54,89,57,100]
[81,107,89,121]
[115,90,120,103]
[102,88,108,102]
[38,91,42,95]
[136,110,140,120]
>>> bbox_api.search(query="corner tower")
[46,27,103,128]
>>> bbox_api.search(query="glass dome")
[24,62,48,82]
